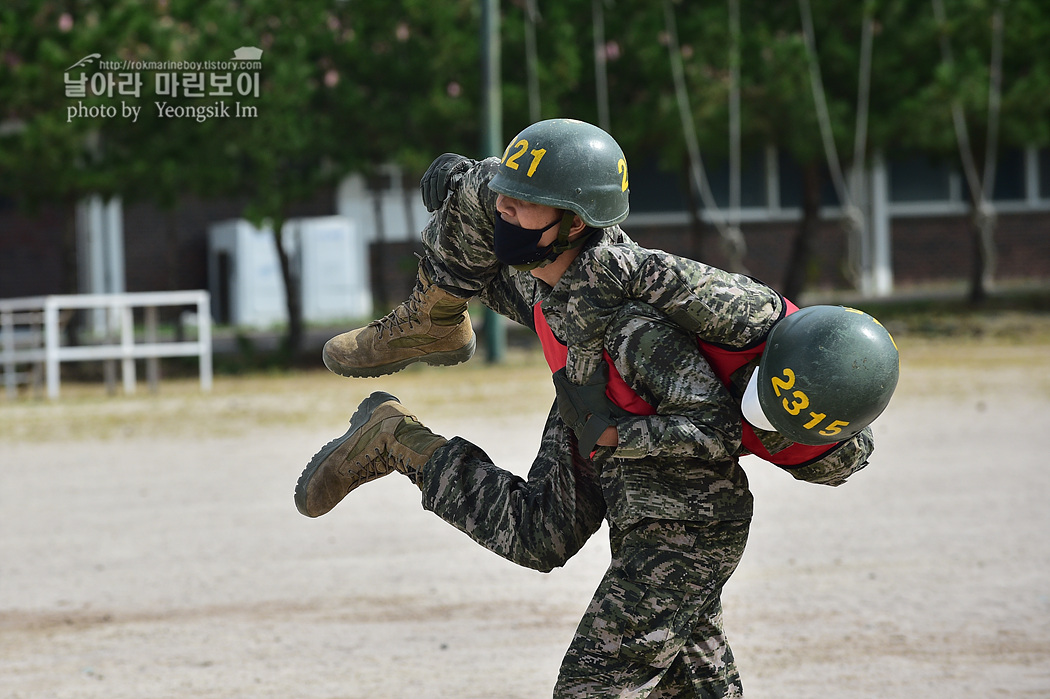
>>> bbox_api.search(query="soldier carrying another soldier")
[295,119,897,697]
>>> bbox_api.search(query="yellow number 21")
[503,139,547,178]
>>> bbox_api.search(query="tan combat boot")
[294,391,447,518]
[323,267,475,378]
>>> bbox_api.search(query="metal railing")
[1,290,212,399]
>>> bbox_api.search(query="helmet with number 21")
[488,118,630,228]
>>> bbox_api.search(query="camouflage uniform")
[411,157,874,696]
[422,157,874,487]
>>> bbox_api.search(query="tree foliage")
[3,0,1050,332]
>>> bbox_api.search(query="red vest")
[533,302,837,468]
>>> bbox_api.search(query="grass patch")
[0,348,555,444]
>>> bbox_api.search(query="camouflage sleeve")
[562,245,630,384]
[780,427,874,486]
[420,156,502,295]
[563,244,784,384]
[474,266,543,330]
[417,156,541,328]
[597,302,742,461]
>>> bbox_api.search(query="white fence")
[1,291,212,399]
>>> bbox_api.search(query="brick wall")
[121,189,336,294]
[369,239,425,310]
[122,198,244,294]
[891,212,1050,285]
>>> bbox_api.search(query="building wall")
[891,212,1050,285]
[0,191,335,300]
[2,196,1048,304]
[627,210,1050,295]
[0,203,70,298]
[630,218,862,292]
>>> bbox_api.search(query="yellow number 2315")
[769,367,851,438]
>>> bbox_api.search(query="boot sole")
[294,391,400,517]
[323,333,476,379]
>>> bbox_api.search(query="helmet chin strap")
[510,212,594,272]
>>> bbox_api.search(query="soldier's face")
[495,194,562,243]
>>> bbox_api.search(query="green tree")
[923,0,1050,303]
[0,2,173,298]
[131,0,485,359]
[2,1,489,361]
[6,0,1049,340]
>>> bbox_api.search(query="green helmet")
[488,118,630,228]
[757,305,900,445]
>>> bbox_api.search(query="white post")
[197,292,213,392]
[105,197,126,295]
[2,309,14,399]
[765,145,780,212]
[77,196,104,334]
[45,297,60,399]
[871,151,894,296]
[120,300,136,395]
[1025,146,1039,205]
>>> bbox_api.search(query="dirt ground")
[2,328,1049,698]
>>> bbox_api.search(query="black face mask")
[493,215,562,269]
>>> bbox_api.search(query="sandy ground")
[1,334,1049,699]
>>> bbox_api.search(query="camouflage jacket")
[543,296,754,529]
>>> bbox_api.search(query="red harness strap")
[533,304,655,416]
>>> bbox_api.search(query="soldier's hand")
[553,363,628,457]
[420,153,473,212]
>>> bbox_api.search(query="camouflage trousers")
[557,519,748,699]
[419,404,750,698]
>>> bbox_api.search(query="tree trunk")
[272,215,305,362]
[783,162,823,301]
[62,195,81,347]
[967,202,996,306]
[681,158,706,263]
[164,208,180,292]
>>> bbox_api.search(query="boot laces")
[349,446,392,481]
[348,445,416,483]
[371,284,426,339]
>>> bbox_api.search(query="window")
[627,158,689,213]
[778,152,839,209]
[706,152,768,209]
[992,148,1025,201]
[889,155,952,203]
[1040,148,1050,200]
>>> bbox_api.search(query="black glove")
[553,363,630,458]
[420,153,472,212]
